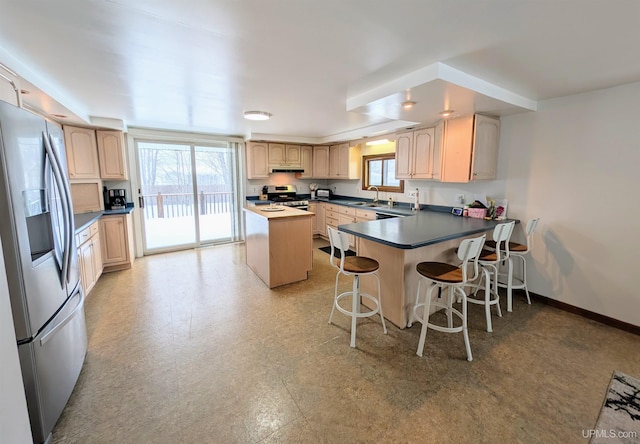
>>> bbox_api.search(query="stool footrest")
[412,301,464,334]
[335,291,380,318]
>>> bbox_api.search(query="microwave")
[316,189,331,200]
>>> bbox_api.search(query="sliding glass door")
[136,139,240,253]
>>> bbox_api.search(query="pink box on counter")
[467,208,487,219]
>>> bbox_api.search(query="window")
[361,153,404,193]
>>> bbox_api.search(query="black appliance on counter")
[265,185,309,210]
[105,188,126,210]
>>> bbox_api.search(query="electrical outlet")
[456,193,465,204]
[253,186,257,193]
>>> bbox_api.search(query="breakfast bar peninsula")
[338,209,510,328]
[244,205,314,288]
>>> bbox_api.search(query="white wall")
[500,82,640,327]
[0,238,33,443]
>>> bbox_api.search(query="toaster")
[316,189,331,200]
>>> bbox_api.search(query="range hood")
[270,167,305,173]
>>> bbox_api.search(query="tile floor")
[52,240,640,443]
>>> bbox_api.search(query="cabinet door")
[337,144,350,177]
[312,146,330,178]
[296,146,313,178]
[470,115,500,180]
[431,122,444,181]
[308,203,318,233]
[316,203,326,236]
[329,144,341,178]
[267,143,286,165]
[338,213,356,248]
[64,126,100,179]
[440,115,474,183]
[412,128,435,179]
[246,142,269,178]
[285,145,301,166]
[395,131,414,179]
[91,234,103,281]
[100,216,128,264]
[79,241,95,293]
[96,130,127,180]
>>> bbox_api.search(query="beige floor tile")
[52,240,640,444]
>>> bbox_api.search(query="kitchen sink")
[352,202,378,207]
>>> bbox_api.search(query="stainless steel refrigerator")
[0,101,87,444]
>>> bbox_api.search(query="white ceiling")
[1,0,639,143]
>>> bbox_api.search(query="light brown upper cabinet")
[295,145,314,179]
[64,125,100,180]
[440,114,500,182]
[246,142,269,179]
[395,126,441,180]
[96,130,128,180]
[329,143,360,179]
[267,143,301,168]
[312,146,330,178]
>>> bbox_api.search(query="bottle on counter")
[463,205,469,217]
[388,197,394,207]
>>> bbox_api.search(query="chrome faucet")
[368,186,379,205]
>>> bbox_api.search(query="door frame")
[126,128,244,256]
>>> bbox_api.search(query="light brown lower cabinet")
[100,213,135,272]
[76,221,102,295]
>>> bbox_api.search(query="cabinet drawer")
[338,206,356,216]
[326,216,338,228]
[325,204,339,212]
[326,209,339,220]
[355,209,376,220]
[77,226,92,245]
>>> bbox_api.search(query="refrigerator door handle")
[39,288,85,346]
[50,134,76,283]
[43,132,71,285]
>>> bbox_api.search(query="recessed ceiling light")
[439,109,455,117]
[244,111,272,121]
[401,101,416,110]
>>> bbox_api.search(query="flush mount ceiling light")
[243,110,272,121]
[401,101,416,110]
[439,109,455,117]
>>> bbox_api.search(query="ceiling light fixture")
[365,139,390,146]
[243,110,272,121]
[401,101,416,110]
[439,109,455,117]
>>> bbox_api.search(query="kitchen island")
[338,210,513,328]
[244,205,314,288]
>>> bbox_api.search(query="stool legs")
[416,281,435,357]
[350,275,359,348]
[413,278,473,361]
[329,271,386,348]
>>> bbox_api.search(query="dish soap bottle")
[413,188,420,211]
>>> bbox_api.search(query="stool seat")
[478,249,499,261]
[416,262,463,283]
[334,256,379,274]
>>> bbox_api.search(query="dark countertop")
[74,206,134,233]
[338,210,516,249]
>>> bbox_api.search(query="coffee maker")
[107,189,126,210]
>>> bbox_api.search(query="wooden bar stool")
[470,221,515,332]
[408,234,486,361]
[327,227,387,348]
[486,218,539,311]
